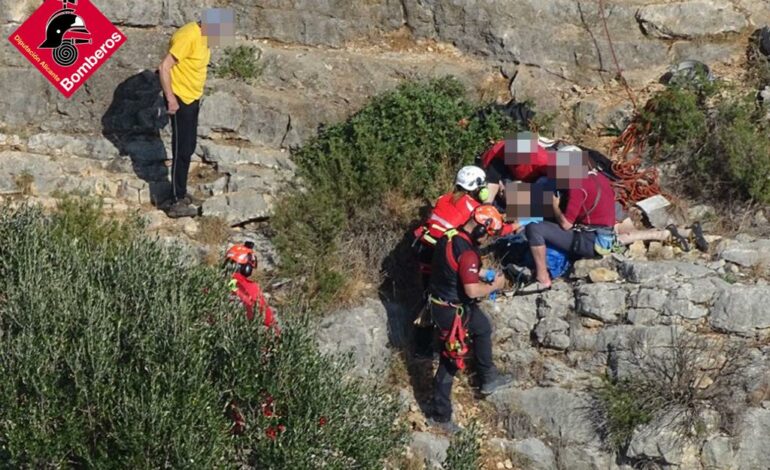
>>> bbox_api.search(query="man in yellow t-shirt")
[158,8,233,218]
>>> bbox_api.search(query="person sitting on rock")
[426,204,512,433]
[412,166,518,359]
[479,131,556,204]
[525,151,616,290]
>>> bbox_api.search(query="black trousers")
[171,95,200,201]
[430,302,495,422]
[412,241,436,357]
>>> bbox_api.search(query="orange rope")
[608,100,668,209]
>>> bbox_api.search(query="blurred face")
[548,149,589,188]
[201,8,235,47]
[505,181,557,219]
[503,131,539,167]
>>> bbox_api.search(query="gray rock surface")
[491,296,538,335]
[536,288,573,319]
[718,238,770,268]
[201,190,271,226]
[534,317,571,350]
[626,308,660,326]
[409,431,449,468]
[626,411,697,465]
[316,298,391,378]
[733,408,770,469]
[700,435,734,470]
[636,1,748,39]
[512,438,556,470]
[710,286,770,335]
[620,260,677,284]
[557,445,616,470]
[198,91,244,134]
[490,387,597,445]
[575,284,627,323]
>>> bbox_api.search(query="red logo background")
[7,0,126,98]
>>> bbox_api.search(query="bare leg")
[530,244,551,285]
[615,226,693,246]
[617,229,670,246]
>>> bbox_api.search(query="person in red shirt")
[479,132,556,203]
[225,242,279,334]
[524,153,616,288]
[426,204,512,433]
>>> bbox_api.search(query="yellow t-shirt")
[169,22,210,104]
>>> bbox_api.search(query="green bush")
[0,202,405,468]
[694,96,770,204]
[215,45,264,81]
[747,30,770,87]
[639,86,707,160]
[443,421,482,470]
[50,195,144,247]
[593,334,750,452]
[637,81,770,204]
[272,77,519,308]
[595,377,653,451]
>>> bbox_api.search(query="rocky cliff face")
[1,1,765,229]
[320,246,770,469]
[3,1,770,467]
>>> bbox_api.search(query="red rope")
[598,0,638,113]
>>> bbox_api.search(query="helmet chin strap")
[469,222,488,243]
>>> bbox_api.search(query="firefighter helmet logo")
[39,2,93,67]
[7,0,125,98]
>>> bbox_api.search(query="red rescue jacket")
[230,272,279,334]
[413,192,514,247]
[480,139,550,183]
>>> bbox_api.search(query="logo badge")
[8,0,126,98]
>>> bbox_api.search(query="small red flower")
[265,426,277,440]
[318,416,327,427]
[260,394,276,418]
[277,424,286,433]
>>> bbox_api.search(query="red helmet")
[471,204,504,237]
[225,242,256,277]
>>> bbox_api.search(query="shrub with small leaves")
[215,45,264,81]
[443,421,482,470]
[592,332,750,452]
[639,86,707,161]
[0,202,406,468]
[272,77,519,309]
[636,78,770,205]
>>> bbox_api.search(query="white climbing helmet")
[537,135,556,148]
[455,165,487,192]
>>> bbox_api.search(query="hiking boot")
[666,224,690,252]
[156,196,175,211]
[165,200,199,218]
[480,374,512,396]
[426,417,462,435]
[180,194,204,206]
[689,221,709,253]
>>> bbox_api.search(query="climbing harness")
[430,295,469,370]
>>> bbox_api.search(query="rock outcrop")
[353,245,770,468]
